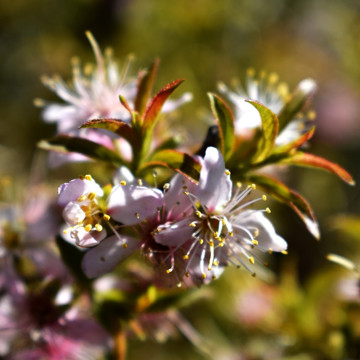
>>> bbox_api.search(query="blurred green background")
[1,0,360,359]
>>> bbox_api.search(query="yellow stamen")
[266,207,271,214]
[85,174,93,181]
[202,273,206,279]
[166,269,173,274]
[199,239,204,245]
[281,250,288,255]
[120,181,126,186]
[251,184,256,190]
[195,211,202,218]
[249,256,255,264]
[183,255,189,260]
[268,248,273,254]
[189,222,197,228]
[95,224,103,232]
[252,239,258,246]
[77,195,87,202]
[225,169,231,176]
[103,214,110,221]
[137,179,143,186]
[122,243,128,248]
[84,224,92,232]
[262,195,267,201]
[87,192,96,200]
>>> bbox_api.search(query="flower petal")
[82,235,140,278]
[107,185,163,225]
[197,147,232,211]
[236,211,287,252]
[154,218,195,247]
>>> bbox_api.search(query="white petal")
[154,218,195,247]
[197,147,232,211]
[113,166,135,185]
[75,227,107,248]
[236,211,287,252]
[107,184,163,225]
[82,235,140,278]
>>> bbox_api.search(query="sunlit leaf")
[208,93,234,160]
[143,79,184,130]
[80,118,140,146]
[248,174,320,239]
[134,59,159,116]
[279,152,355,185]
[271,126,315,155]
[38,135,126,166]
[247,100,279,164]
[140,149,201,182]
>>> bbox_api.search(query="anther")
[281,250,288,255]
[236,182,242,188]
[266,207,271,214]
[268,248,273,254]
[84,224,92,232]
[183,255,189,260]
[185,272,190,278]
[262,195,267,201]
[184,191,190,196]
[202,273,206,280]
[212,275,217,280]
[137,179,143,186]
[166,269,173,274]
[163,183,170,190]
[77,195,87,202]
[251,184,256,190]
[229,232,233,237]
[252,239,258,246]
[95,224,103,232]
[103,214,110,221]
[249,256,255,264]
[209,240,214,247]
[199,239,204,245]
[120,181,126,186]
[87,192,96,200]
[254,229,259,238]
[195,211,202,218]
[85,175,93,181]
[122,243,128,248]
[189,222,197,228]
[225,170,231,176]
[135,212,140,219]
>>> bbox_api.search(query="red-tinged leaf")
[80,118,140,145]
[247,100,279,164]
[143,79,184,129]
[139,150,201,182]
[247,174,320,239]
[208,93,235,160]
[134,59,159,116]
[280,152,355,185]
[38,135,126,166]
[272,126,315,155]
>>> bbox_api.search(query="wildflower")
[82,171,195,282]
[154,147,287,281]
[218,68,317,146]
[58,175,107,247]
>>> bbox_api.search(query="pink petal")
[197,147,232,211]
[154,218,195,247]
[82,235,140,278]
[107,185,163,225]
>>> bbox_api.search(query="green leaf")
[38,135,126,166]
[247,174,320,239]
[247,100,279,164]
[134,59,159,116]
[278,78,317,131]
[208,93,235,160]
[140,150,201,182]
[143,79,184,130]
[80,118,140,146]
[279,152,355,185]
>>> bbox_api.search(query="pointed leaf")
[246,100,279,164]
[139,150,201,182]
[38,135,126,166]
[208,93,235,159]
[278,78,317,131]
[143,79,184,130]
[80,118,140,145]
[134,59,159,116]
[247,174,320,239]
[272,126,315,155]
[280,152,355,185]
